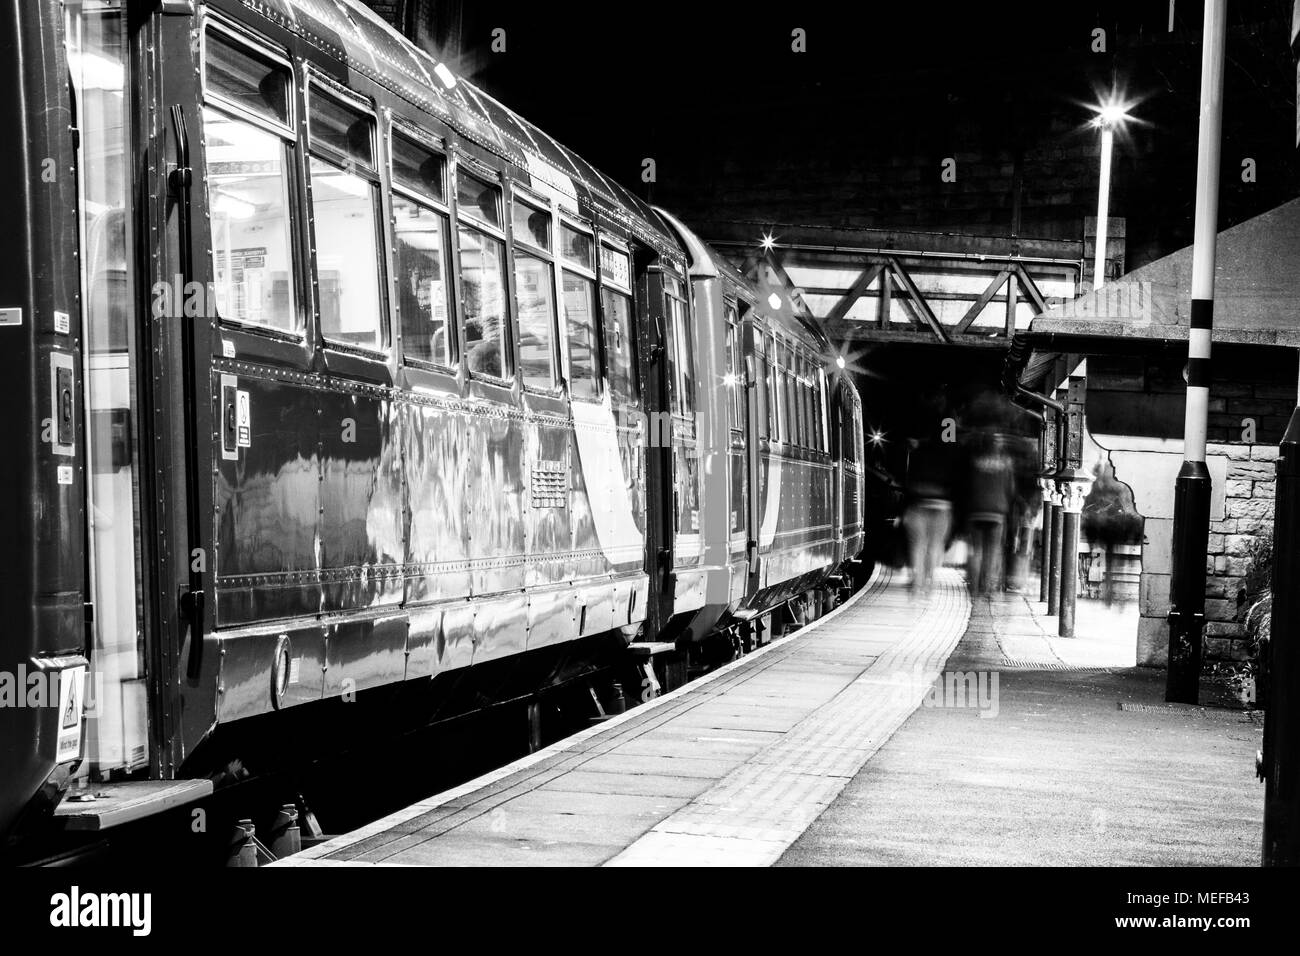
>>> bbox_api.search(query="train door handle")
[56,365,75,446]
[222,385,239,454]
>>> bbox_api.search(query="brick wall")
[1088,349,1297,446]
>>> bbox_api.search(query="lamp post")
[1091,102,1129,290]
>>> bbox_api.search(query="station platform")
[276,566,1263,867]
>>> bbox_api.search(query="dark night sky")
[422,0,1299,269]
[371,0,1300,461]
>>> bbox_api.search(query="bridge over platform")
[700,220,1085,349]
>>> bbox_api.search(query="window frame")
[508,183,561,395]
[199,19,304,343]
[389,115,448,205]
[817,366,829,453]
[451,153,513,385]
[781,339,796,445]
[387,118,456,372]
[559,216,602,402]
[201,18,296,137]
[598,236,638,407]
[795,351,806,447]
[724,300,744,433]
[767,331,781,442]
[753,324,770,442]
[303,71,388,357]
[663,271,694,418]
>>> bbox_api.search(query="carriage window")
[457,172,502,228]
[561,224,594,270]
[563,270,600,399]
[390,134,451,365]
[458,226,510,379]
[816,369,828,451]
[600,244,631,289]
[204,31,290,126]
[601,245,636,405]
[204,109,298,332]
[513,199,551,251]
[664,276,694,417]
[515,254,556,390]
[782,344,797,444]
[797,353,809,447]
[766,333,779,440]
[724,305,743,429]
[393,199,453,366]
[602,288,637,405]
[391,133,445,202]
[796,353,808,447]
[309,91,374,168]
[841,396,857,459]
[310,157,383,349]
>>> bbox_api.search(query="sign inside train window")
[600,245,630,290]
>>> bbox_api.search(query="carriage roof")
[247,0,680,257]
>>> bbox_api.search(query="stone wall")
[1204,444,1277,660]
[1087,349,1290,666]
[1130,443,1277,667]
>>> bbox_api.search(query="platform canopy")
[1032,197,1300,347]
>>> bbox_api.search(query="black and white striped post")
[1166,0,1227,704]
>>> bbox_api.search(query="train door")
[724,302,750,591]
[662,270,702,608]
[636,263,673,638]
[742,317,770,594]
[66,0,153,779]
[831,382,846,565]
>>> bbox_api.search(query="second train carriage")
[0,0,867,848]
[656,211,864,645]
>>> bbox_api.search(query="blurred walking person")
[902,438,955,598]
[965,432,1015,596]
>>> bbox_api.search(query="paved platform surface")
[778,591,1265,866]
[277,565,971,866]
[277,571,1264,866]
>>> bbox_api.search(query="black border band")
[1187,356,1212,387]
[1189,299,1214,330]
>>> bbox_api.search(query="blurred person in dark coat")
[902,438,955,598]
[965,432,1015,596]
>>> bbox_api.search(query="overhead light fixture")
[767,292,782,310]
[835,356,847,370]
[760,232,777,252]
[434,63,457,90]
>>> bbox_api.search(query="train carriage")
[0,0,866,852]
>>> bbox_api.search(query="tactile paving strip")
[605,569,970,866]
[278,566,969,866]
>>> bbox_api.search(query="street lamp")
[1091,100,1131,290]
